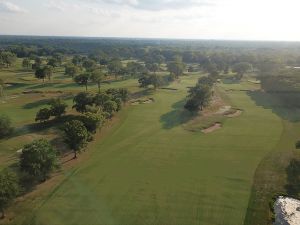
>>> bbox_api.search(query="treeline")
[259,68,300,107]
[0,87,128,218]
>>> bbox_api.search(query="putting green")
[15,76,283,225]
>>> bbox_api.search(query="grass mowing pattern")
[16,77,284,225]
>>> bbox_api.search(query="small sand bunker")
[274,196,300,225]
[216,106,231,114]
[202,123,222,134]
[160,87,178,91]
[225,109,243,118]
[16,149,23,154]
[131,98,154,105]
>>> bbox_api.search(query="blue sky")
[0,0,300,41]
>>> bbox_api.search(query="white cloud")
[0,1,27,13]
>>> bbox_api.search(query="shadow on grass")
[22,99,51,109]
[222,78,240,84]
[28,83,61,90]
[285,159,300,197]
[248,90,300,122]
[160,99,197,129]
[6,82,33,91]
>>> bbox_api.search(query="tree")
[167,60,185,78]
[0,79,4,97]
[73,92,94,113]
[35,66,53,82]
[62,120,89,159]
[0,170,19,219]
[145,63,160,74]
[0,115,13,138]
[107,59,123,79]
[138,74,162,89]
[91,69,105,93]
[35,108,51,123]
[47,58,59,67]
[103,100,118,117]
[0,51,17,68]
[20,139,58,181]
[44,65,54,81]
[65,64,79,78]
[72,55,83,66]
[185,84,212,111]
[126,62,147,77]
[106,88,129,103]
[35,67,46,82]
[79,112,105,133]
[74,73,91,91]
[49,98,68,118]
[94,92,111,108]
[22,58,31,69]
[232,62,253,79]
[82,59,96,72]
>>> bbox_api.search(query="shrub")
[0,115,14,138]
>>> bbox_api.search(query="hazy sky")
[0,0,300,41]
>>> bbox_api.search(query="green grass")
[5,75,287,225]
[1,64,299,225]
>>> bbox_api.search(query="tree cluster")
[64,88,128,158]
[35,98,68,123]
[184,76,215,112]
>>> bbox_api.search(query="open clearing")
[1,75,288,225]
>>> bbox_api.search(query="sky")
[0,0,300,41]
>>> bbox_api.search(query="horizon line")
[1,34,300,43]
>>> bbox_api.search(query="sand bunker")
[274,196,300,225]
[216,106,231,114]
[16,149,23,154]
[202,123,222,134]
[225,110,243,118]
[131,98,155,105]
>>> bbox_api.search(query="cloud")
[0,1,26,13]
[82,0,215,11]
[46,1,80,12]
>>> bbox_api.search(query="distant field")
[1,72,291,225]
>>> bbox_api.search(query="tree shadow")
[160,99,197,129]
[248,90,300,122]
[285,159,300,197]
[29,83,60,90]
[22,99,51,109]
[5,82,33,91]
[222,78,240,84]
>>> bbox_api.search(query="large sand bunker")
[202,123,222,134]
[274,196,300,225]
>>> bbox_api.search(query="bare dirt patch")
[202,123,222,134]
[130,97,155,105]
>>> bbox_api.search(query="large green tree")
[73,92,94,113]
[167,60,185,78]
[91,69,105,93]
[48,98,68,118]
[62,120,89,159]
[20,139,58,181]
[232,62,253,79]
[65,64,80,78]
[35,108,51,123]
[74,73,91,91]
